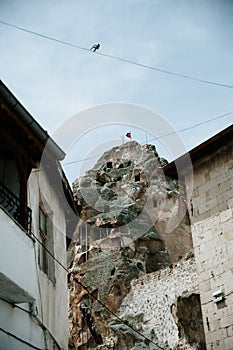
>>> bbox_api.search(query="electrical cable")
[0,327,44,350]
[1,19,233,90]
[28,188,44,320]
[31,231,165,349]
[147,111,233,143]
[96,51,233,89]
[0,295,31,315]
[0,19,89,52]
[28,187,48,348]
[63,111,233,166]
[73,276,164,349]
[63,154,101,166]
[31,232,68,273]
[0,266,64,350]
[33,243,49,349]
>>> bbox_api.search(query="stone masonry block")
[227,197,233,208]
[226,325,233,337]
[200,289,213,304]
[195,210,212,223]
[218,179,232,193]
[193,173,205,187]
[223,189,233,203]
[205,329,224,345]
[224,276,233,295]
[224,335,233,350]
[223,231,233,242]
[220,208,233,223]
[198,198,217,214]
[198,180,217,194]
[212,202,228,216]
[222,219,233,233]
[220,314,233,329]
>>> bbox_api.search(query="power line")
[0,287,63,350]
[1,19,233,90]
[148,110,233,143]
[97,51,233,89]
[0,295,31,315]
[0,19,89,52]
[72,277,164,349]
[31,231,165,349]
[0,327,43,350]
[31,232,68,273]
[63,154,100,166]
[63,111,233,166]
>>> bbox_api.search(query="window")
[39,207,48,273]
[38,206,55,283]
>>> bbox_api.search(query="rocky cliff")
[68,141,202,350]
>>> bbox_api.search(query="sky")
[0,0,233,183]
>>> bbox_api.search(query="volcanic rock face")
[171,293,206,350]
[68,141,194,349]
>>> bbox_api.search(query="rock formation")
[68,141,202,350]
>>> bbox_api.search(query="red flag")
[125,132,131,139]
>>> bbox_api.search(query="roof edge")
[0,80,65,161]
[163,123,233,177]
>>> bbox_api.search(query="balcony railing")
[0,182,32,235]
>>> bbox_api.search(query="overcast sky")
[1,0,233,182]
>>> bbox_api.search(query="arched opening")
[136,262,144,272]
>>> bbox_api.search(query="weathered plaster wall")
[0,167,68,350]
[119,258,199,349]
[185,142,233,350]
[28,168,68,350]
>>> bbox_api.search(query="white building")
[0,80,77,350]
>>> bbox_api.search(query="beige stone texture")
[119,258,199,349]
[185,141,233,350]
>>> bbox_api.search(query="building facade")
[165,124,233,350]
[0,80,76,350]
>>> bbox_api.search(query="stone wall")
[119,258,200,349]
[185,142,233,350]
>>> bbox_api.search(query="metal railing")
[0,182,32,235]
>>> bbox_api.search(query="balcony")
[0,182,32,235]
[0,195,37,304]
